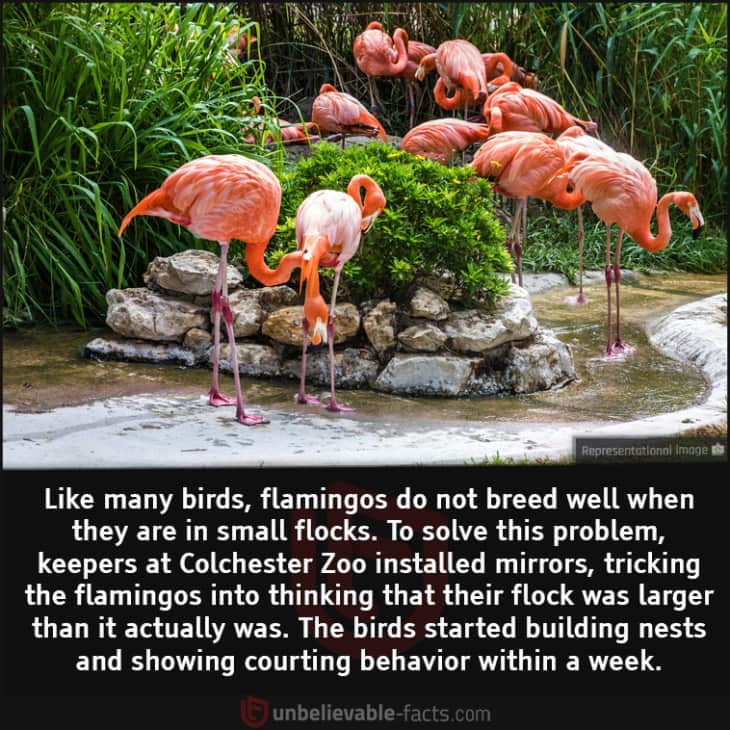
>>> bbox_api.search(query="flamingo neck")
[245,243,304,286]
[390,28,410,74]
[547,186,585,211]
[629,193,676,253]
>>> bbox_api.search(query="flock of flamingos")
[118,21,705,426]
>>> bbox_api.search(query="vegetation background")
[3,2,726,328]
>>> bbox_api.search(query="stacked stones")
[85,249,576,397]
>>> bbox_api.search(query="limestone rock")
[397,323,448,352]
[84,337,200,366]
[503,328,576,393]
[105,288,209,342]
[144,249,242,296]
[262,303,360,346]
[224,289,265,337]
[442,284,537,352]
[217,343,282,378]
[257,285,299,311]
[283,347,380,388]
[374,353,479,396]
[362,299,397,357]
[182,328,213,357]
[409,286,450,321]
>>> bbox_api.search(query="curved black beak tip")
[693,225,704,240]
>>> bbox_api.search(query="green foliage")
[3,2,273,327]
[265,142,510,305]
[520,205,727,280]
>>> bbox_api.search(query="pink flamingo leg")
[325,269,353,413]
[295,316,320,405]
[603,226,615,357]
[565,206,588,306]
[219,242,268,425]
[407,80,416,128]
[610,230,635,356]
[513,198,526,288]
[208,246,236,407]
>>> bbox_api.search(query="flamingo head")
[303,293,329,346]
[675,193,705,239]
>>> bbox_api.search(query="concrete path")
[3,290,726,469]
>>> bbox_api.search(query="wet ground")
[3,272,725,424]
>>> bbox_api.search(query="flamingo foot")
[602,340,636,360]
[325,399,354,413]
[208,388,237,407]
[295,392,321,405]
[564,293,590,306]
[235,407,269,426]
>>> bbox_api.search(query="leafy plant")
[263,141,511,306]
[3,2,273,327]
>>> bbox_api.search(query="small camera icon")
[711,442,726,457]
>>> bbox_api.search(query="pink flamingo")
[294,175,386,411]
[118,155,303,425]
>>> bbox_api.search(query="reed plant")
[3,2,272,327]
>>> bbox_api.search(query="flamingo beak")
[310,316,328,345]
[690,205,704,239]
[361,210,381,233]
[299,249,314,295]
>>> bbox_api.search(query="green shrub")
[2,2,273,328]
[262,142,511,307]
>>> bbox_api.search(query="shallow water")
[3,273,726,426]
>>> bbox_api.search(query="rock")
[84,337,200,366]
[144,249,242,296]
[503,328,576,393]
[262,303,360,346]
[441,284,537,352]
[224,289,265,337]
[217,343,282,378]
[409,286,450,321]
[374,353,480,396]
[257,285,299,311]
[397,323,448,352]
[105,288,209,342]
[419,271,462,301]
[182,328,212,357]
[362,299,397,358]
[283,347,380,388]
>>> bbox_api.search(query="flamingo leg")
[407,80,415,128]
[368,77,378,116]
[325,268,353,412]
[610,229,635,356]
[208,244,236,407]
[576,205,586,303]
[216,243,268,424]
[295,316,320,405]
[513,198,526,288]
[506,200,522,284]
[604,226,614,357]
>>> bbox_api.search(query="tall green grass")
[3,2,272,327]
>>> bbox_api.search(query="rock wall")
[85,250,576,397]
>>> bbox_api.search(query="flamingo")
[353,21,435,128]
[294,175,386,411]
[554,150,704,358]
[555,127,619,303]
[471,131,586,288]
[311,83,387,148]
[482,52,539,90]
[415,39,488,120]
[482,81,597,136]
[401,118,490,165]
[118,154,304,425]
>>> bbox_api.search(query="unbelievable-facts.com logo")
[240,695,270,728]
